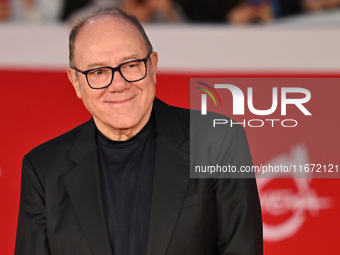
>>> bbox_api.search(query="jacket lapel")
[147,99,191,255]
[63,120,113,255]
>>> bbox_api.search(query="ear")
[67,68,82,99]
[149,51,158,83]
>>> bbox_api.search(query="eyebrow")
[121,54,139,62]
[86,55,140,69]
[86,62,108,69]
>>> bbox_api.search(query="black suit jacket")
[15,98,262,255]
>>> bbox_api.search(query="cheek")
[140,87,155,110]
[80,89,103,111]
[141,80,156,99]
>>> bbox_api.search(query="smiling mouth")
[105,95,136,104]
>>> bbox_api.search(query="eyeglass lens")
[87,59,147,88]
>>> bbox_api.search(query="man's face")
[67,15,158,140]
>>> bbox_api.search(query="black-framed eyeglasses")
[73,53,151,89]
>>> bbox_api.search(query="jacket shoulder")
[25,120,93,161]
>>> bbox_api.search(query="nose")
[107,69,129,92]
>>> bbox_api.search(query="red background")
[1,69,339,254]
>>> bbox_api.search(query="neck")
[103,129,136,141]
[93,111,152,142]
[96,125,143,141]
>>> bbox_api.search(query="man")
[15,7,263,255]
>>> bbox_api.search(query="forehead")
[74,15,147,55]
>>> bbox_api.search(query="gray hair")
[69,7,153,68]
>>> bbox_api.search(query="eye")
[124,61,140,69]
[90,68,106,76]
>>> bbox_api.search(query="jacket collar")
[153,98,188,150]
[68,98,189,162]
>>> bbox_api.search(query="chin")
[108,116,141,130]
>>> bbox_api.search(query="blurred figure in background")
[66,0,183,23]
[175,0,340,24]
[5,0,181,23]
[227,0,273,24]
[7,0,64,22]
[61,0,92,21]
[22,0,64,22]
[0,0,10,20]
[2,0,340,23]
[121,0,182,22]
[173,0,274,23]
[227,0,340,24]
[67,0,182,23]
[174,0,241,22]
[225,0,302,24]
[302,0,340,12]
